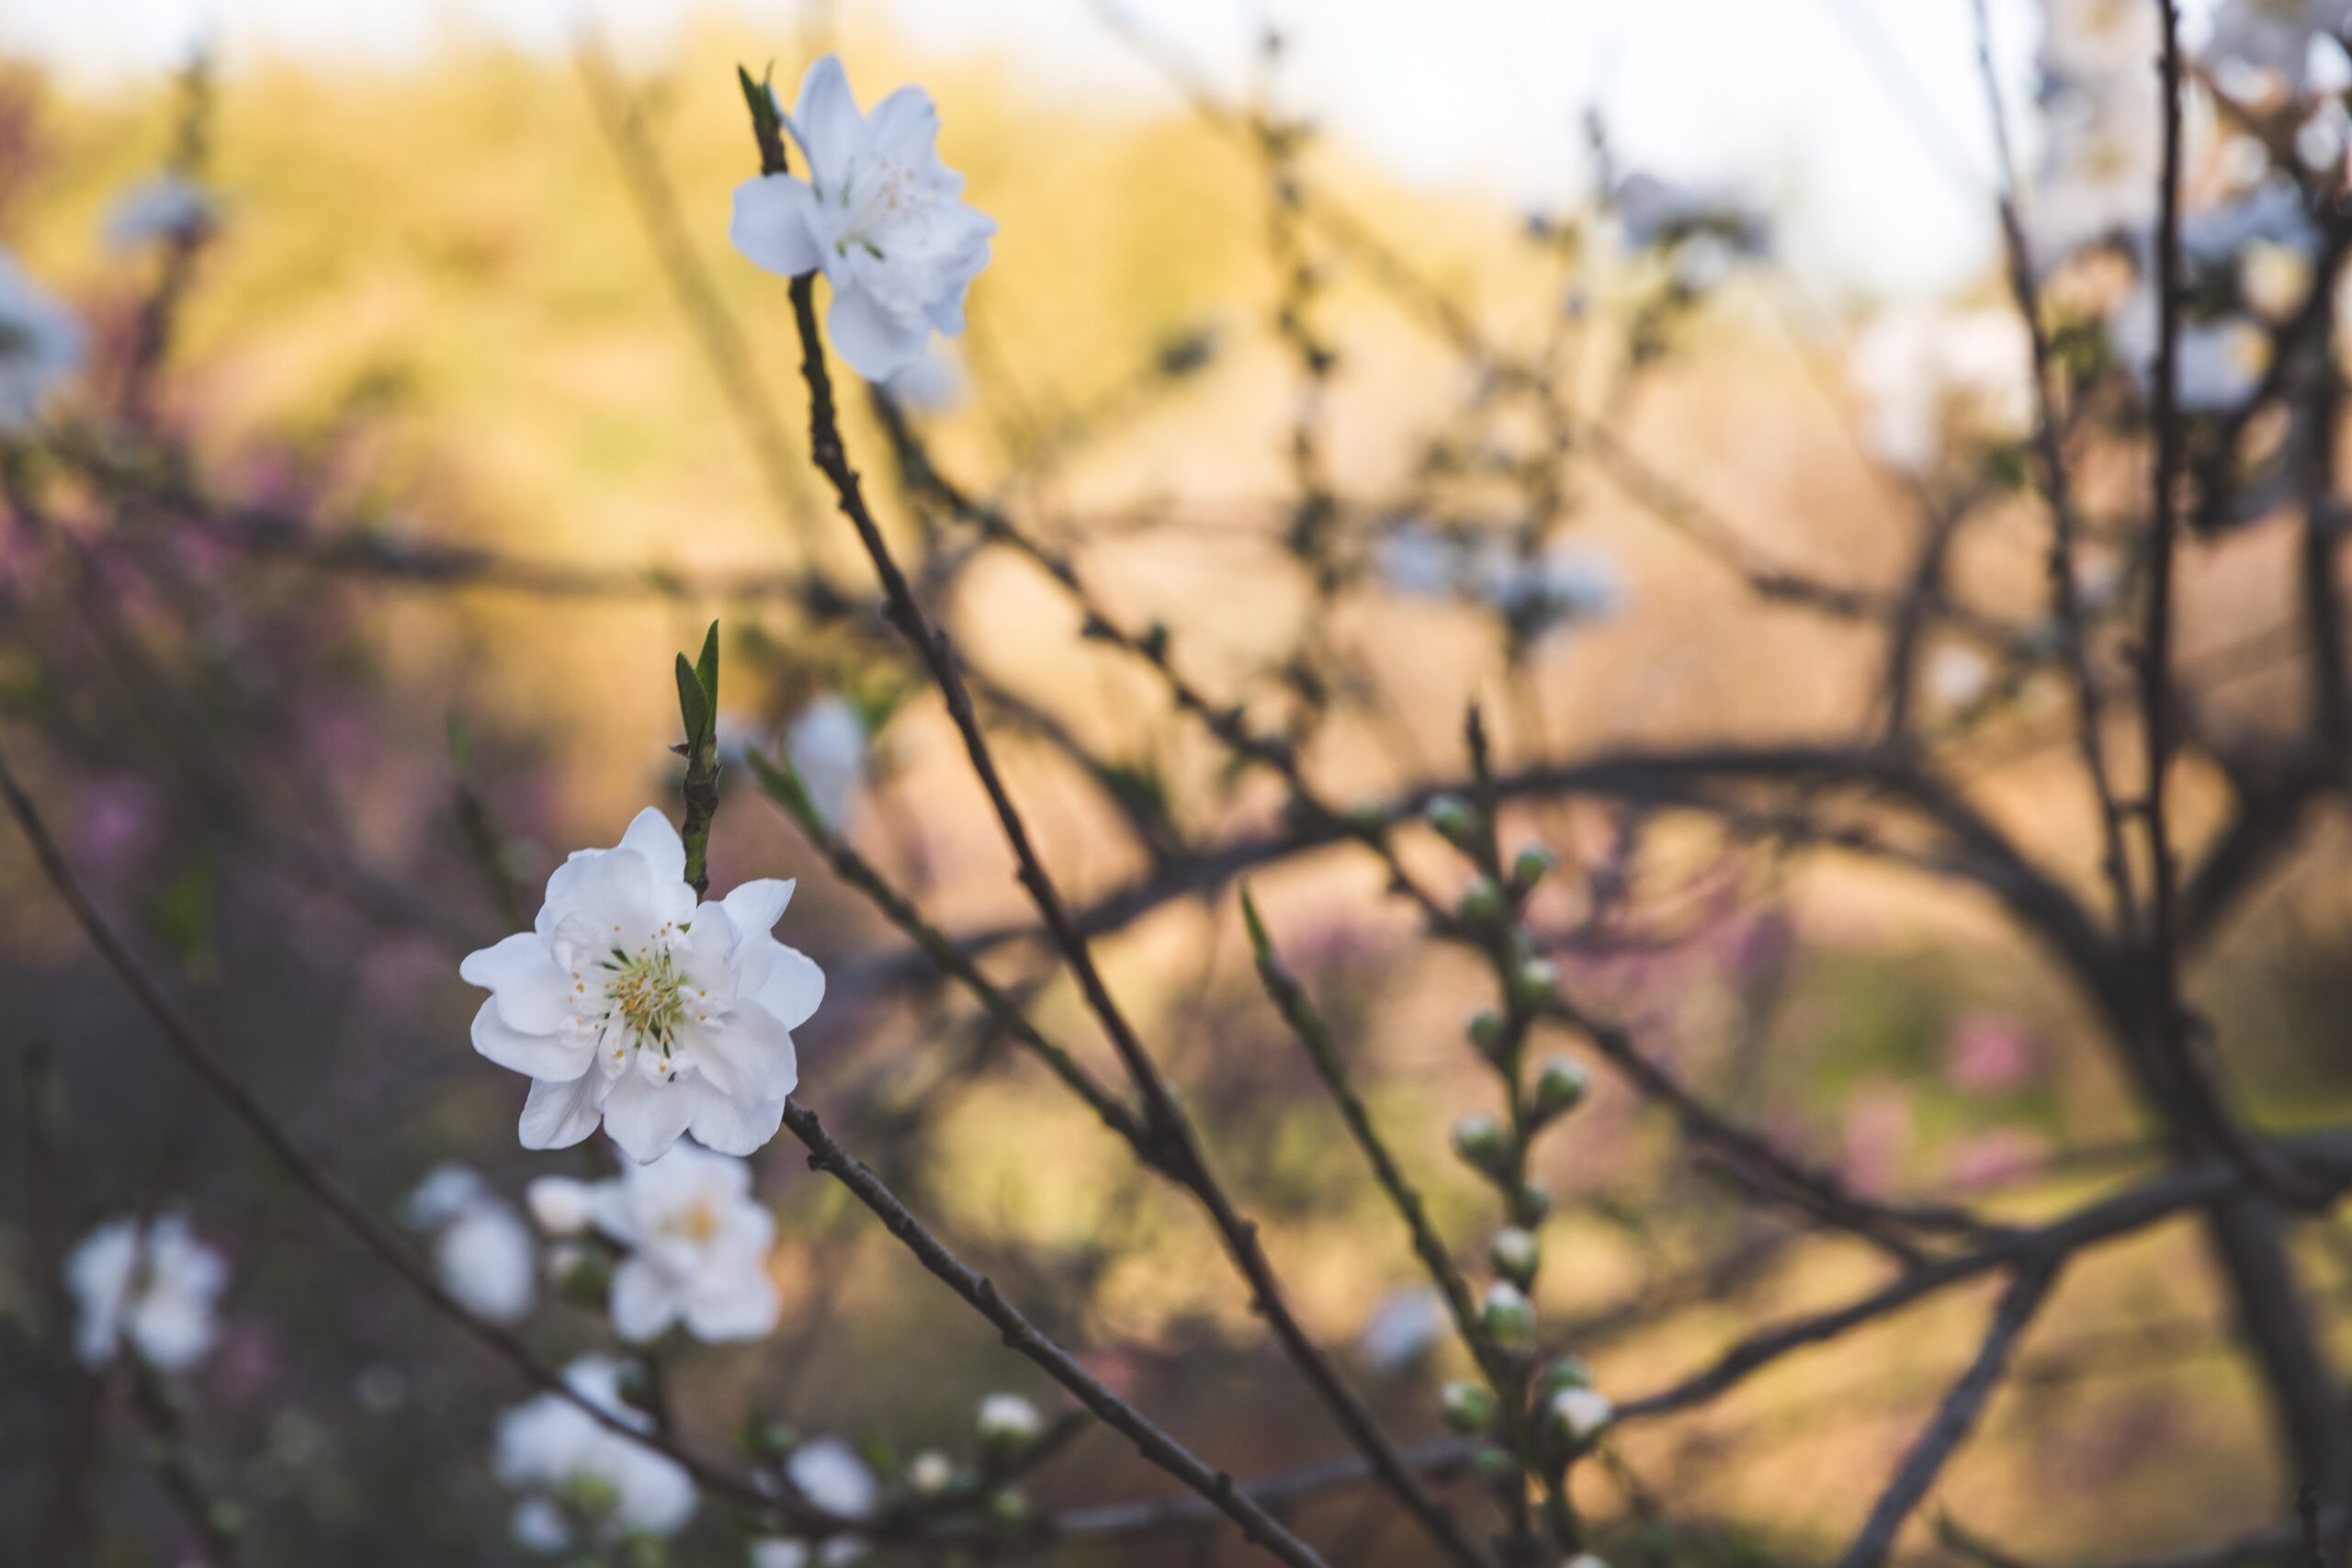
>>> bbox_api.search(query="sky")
[0,0,2100,299]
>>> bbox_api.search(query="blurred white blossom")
[0,252,84,432]
[405,1164,536,1324]
[526,1175,595,1236]
[786,696,869,830]
[2030,0,2162,265]
[1846,303,2032,473]
[1926,645,1995,711]
[730,56,997,380]
[883,340,967,412]
[977,1392,1044,1448]
[1356,1284,1448,1371]
[589,1142,779,1343]
[1611,170,1770,259]
[494,1355,696,1551]
[2110,286,2272,410]
[459,807,824,1164]
[787,1436,879,1519]
[104,174,216,252]
[752,1539,867,1568]
[1550,1384,1614,1443]
[2203,0,2352,98]
[66,1213,227,1372]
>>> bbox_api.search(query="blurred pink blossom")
[1943,1016,2037,1095]
[1839,1082,1914,1197]
[1941,1127,2052,1191]
[72,774,162,876]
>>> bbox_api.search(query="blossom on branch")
[729,55,997,380]
[66,1212,228,1372]
[0,252,84,432]
[460,807,824,1164]
[494,1354,696,1551]
[405,1163,537,1325]
[589,1142,780,1343]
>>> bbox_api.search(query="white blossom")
[786,696,869,830]
[2109,287,2271,411]
[976,1392,1043,1448]
[405,1165,537,1325]
[1846,303,2032,473]
[0,251,83,433]
[730,55,997,380]
[752,1539,867,1568]
[883,340,967,412]
[440,1202,537,1325]
[2203,0,2352,97]
[460,807,824,1165]
[105,174,216,252]
[494,1355,696,1551]
[787,1436,879,1520]
[905,1450,955,1495]
[526,1175,595,1236]
[1550,1384,1613,1443]
[2030,0,2163,265]
[589,1143,780,1343]
[1611,171,1770,258]
[66,1213,227,1372]
[1357,1284,1448,1371]
[1926,645,1995,711]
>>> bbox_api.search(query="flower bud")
[907,1450,956,1497]
[549,1244,609,1307]
[1515,1182,1552,1226]
[1535,1356,1593,1400]
[1457,875,1505,927]
[1532,1055,1588,1121]
[1510,841,1557,891]
[976,1393,1044,1453]
[1465,1009,1508,1061]
[1567,1554,1612,1568]
[1424,794,1478,847]
[984,1485,1031,1527]
[526,1176,594,1237]
[742,1416,799,1459]
[1452,1112,1510,1175]
[1487,1225,1541,1288]
[1471,1443,1517,1481]
[1509,957,1558,1014]
[1546,1385,1613,1448]
[1481,1280,1534,1348]
[1440,1379,1496,1433]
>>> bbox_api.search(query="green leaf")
[1237,884,1272,961]
[735,64,789,175]
[694,619,720,709]
[674,652,711,747]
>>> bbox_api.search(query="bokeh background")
[4,1,2350,1564]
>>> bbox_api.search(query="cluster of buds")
[1423,761,1611,1545]
[744,1393,1054,1538]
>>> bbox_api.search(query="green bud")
[1471,1443,1518,1482]
[1424,793,1478,847]
[1510,841,1558,891]
[553,1246,611,1308]
[1509,957,1559,1014]
[741,1416,799,1458]
[1465,1008,1508,1061]
[1487,1225,1541,1287]
[1457,874,1505,927]
[1544,1385,1614,1449]
[1440,1379,1497,1434]
[1452,1111,1510,1174]
[906,1450,956,1497]
[1536,1356,1594,1400]
[1481,1280,1535,1348]
[1532,1055,1589,1121]
[1515,1181,1552,1226]
[984,1486,1032,1528]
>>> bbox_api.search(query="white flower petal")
[518,1072,608,1151]
[720,878,796,941]
[683,1268,780,1342]
[470,998,590,1083]
[753,946,826,1032]
[731,175,821,277]
[602,1074,696,1164]
[790,55,865,183]
[609,1257,679,1342]
[616,807,687,888]
[460,931,577,1033]
[685,1084,787,1157]
[827,285,928,379]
